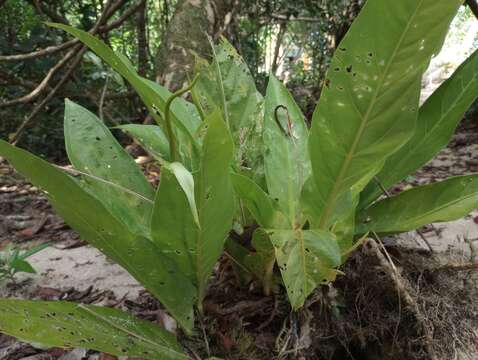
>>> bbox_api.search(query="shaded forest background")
[0,0,476,160]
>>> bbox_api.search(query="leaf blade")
[309,0,461,228]
[0,299,188,360]
[357,175,478,234]
[268,229,341,309]
[264,75,310,227]
[0,140,196,332]
[64,100,154,236]
[360,48,478,207]
[117,124,170,162]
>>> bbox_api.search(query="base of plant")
[174,242,476,360]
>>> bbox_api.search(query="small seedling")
[0,243,48,282]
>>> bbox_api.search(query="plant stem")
[164,75,199,162]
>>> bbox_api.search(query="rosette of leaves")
[1,0,478,358]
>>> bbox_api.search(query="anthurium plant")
[1,0,477,358]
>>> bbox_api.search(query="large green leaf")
[231,172,286,229]
[193,38,264,171]
[48,23,200,169]
[151,164,197,281]
[152,111,234,303]
[268,229,341,309]
[0,300,187,360]
[308,0,461,229]
[194,111,235,301]
[357,175,478,235]
[0,140,196,332]
[64,100,154,237]
[264,75,310,227]
[244,229,276,294]
[117,124,170,163]
[360,48,478,207]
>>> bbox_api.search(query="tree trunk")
[136,0,148,77]
[155,0,235,91]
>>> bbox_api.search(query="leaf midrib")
[78,304,185,358]
[318,0,425,228]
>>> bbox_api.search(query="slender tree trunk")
[136,0,148,76]
[271,22,286,75]
[155,0,235,91]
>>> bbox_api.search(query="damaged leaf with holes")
[1,0,478,358]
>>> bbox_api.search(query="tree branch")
[0,39,79,62]
[0,0,142,109]
[0,0,130,62]
[270,13,321,22]
[0,45,79,108]
[7,0,136,144]
[10,46,88,145]
[29,0,69,24]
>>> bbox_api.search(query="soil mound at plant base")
[188,240,478,360]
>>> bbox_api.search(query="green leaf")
[151,164,198,281]
[195,111,235,301]
[356,175,478,235]
[231,173,286,229]
[225,230,278,295]
[0,300,187,360]
[264,75,310,227]
[302,180,358,256]
[0,140,196,332]
[360,48,478,208]
[152,111,234,303]
[19,243,49,260]
[10,258,36,274]
[244,229,276,294]
[268,229,341,309]
[117,124,170,162]
[308,0,461,229]
[193,38,264,170]
[64,100,154,237]
[48,23,199,169]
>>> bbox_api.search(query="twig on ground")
[433,262,478,272]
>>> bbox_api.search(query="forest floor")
[0,120,477,360]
